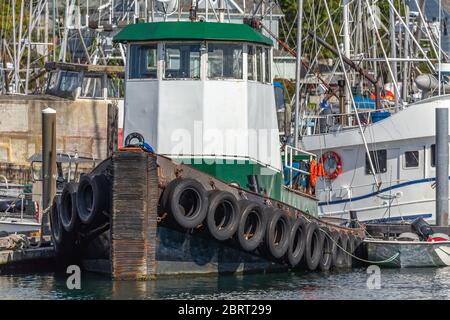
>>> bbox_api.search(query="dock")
[0,247,54,266]
[0,233,55,271]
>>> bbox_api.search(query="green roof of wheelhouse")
[113,21,273,46]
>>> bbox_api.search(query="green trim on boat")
[113,21,273,46]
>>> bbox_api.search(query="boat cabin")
[114,21,318,215]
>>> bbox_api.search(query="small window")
[107,77,124,98]
[59,71,80,92]
[47,71,58,91]
[129,44,157,79]
[207,43,243,79]
[80,76,103,98]
[264,47,271,83]
[431,144,436,167]
[247,45,256,80]
[164,43,201,79]
[365,150,387,174]
[256,47,263,82]
[405,151,419,168]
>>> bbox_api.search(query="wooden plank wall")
[111,150,158,280]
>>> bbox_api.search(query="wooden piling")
[111,150,158,280]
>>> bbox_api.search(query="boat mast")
[343,0,351,119]
[389,1,398,106]
[323,0,380,187]
[402,0,409,101]
[438,0,442,96]
[219,0,224,22]
[293,0,303,148]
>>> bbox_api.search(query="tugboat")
[49,21,365,279]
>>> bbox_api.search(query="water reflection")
[1,268,450,300]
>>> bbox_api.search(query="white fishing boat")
[302,94,450,224]
[291,0,450,224]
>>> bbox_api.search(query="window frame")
[365,149,387,175]
[58,70,81,92]
[79,74,105,100]
[431,144,436,168]
[256,46,264,82]
[128,42,159,80]
[246,44,257,81]
[206,41,244,81]
[124,41,273,84]
[403,150,420,169]
[263,47,272,84]
[163,41,202,80]
[46,70,60,93]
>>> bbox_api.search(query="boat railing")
[0,191,40,223]
[302,106,397,135]
[0,175,8,190]
[284,145,317,191]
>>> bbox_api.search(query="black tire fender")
[50,195,63,246]
[166,178,208,229]
[265,208,291,259]
[319,227,333,271]
[50,195,75,255]
[76,174,110,225]
[236,200,266,252]
[286,215,307,267]
[347,234,356,268]
[334,233,349,268]
[206,190,241,241]
[60,182,79,233]
[304,221,324,271]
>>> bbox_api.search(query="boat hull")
[0,218,40,233]
[365,239,450,268]
[83,225,286,276]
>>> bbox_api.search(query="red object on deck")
[427,236,449,242]
[118,128,123,148]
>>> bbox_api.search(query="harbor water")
[2,268,450,300]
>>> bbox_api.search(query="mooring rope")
[320,229,400,265]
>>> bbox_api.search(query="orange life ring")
[320,151,343,180]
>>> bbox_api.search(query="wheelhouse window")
[129,44,157,79]
[365,150,387,174]
[256,46,263,82]
[264,47,271,83]
[59,71,80,92]
[247,45,256,81]
[80,76,103,98]
[107,77,124,98]
[47,71,58,91]
[405,151,419,168]
[164,43,201,79]
[207,43,243,79]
